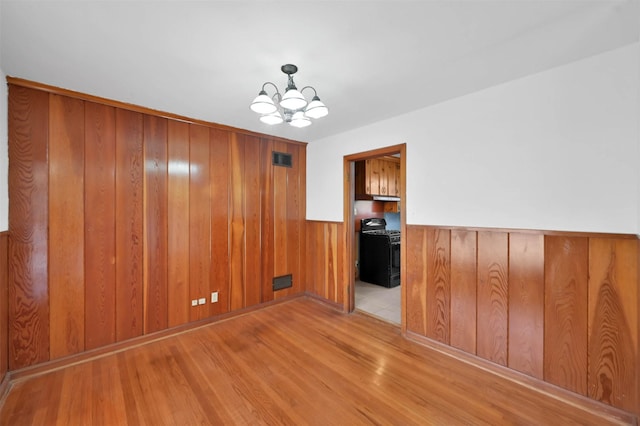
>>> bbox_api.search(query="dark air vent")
[273,274,293,291]
[272,151,292,168]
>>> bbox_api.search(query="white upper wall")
[0,66,6,232]
[307,43,640,235]
[0,0,7,232]
[0,2,9,232]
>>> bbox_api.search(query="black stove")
[359,218,400,288]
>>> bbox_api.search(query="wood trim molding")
[305,219,344,225]
[343,143,407,330]
[6,77,307,147]
[414,224,638,240]
[9,293,304,383]
[405,330,638,425]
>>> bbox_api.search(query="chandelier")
[250,64,328,128]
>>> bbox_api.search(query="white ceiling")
[1,1,638,143]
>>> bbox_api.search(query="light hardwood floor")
[0,297,634,425]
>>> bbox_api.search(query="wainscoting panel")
[84,102,117,350]
[8,86,50,369]
[544,235,589,395]
[7,80,306,370]
[0,232,8,382]
[305,221,344,306]
[405,225,639,416]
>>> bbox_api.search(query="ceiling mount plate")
[281,64,298,75]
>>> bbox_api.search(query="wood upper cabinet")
[355,156,400,199]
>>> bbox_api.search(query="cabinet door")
[366,159,380,195]
[393,162,400,196]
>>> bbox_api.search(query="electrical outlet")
[191,299,198,307]
[211,291,218,303]
[198,298,206,305]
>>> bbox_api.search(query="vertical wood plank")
[167,120,190,327]
[305,222,323,297]
[242,135,262,307]
[84,101,116,350]
[273,142,288,279]
[508,233,544,379]
[143,115,168,333]
[588,238,638,412]
[8,85,50,369]
[188,124,211,320]
[406,226,427,336]
[260,138,275,303]
[326,223,339,302]
[286,145,302,297]
[210,129,230,316]
[229,133,245,311]
[298,145,307,298]
[544,236,588,395]
[115,109,144,342]
[476,231,509,366]
[49,94,85,359]
[450,230,477,354]
[0,232,9,377]
[426,228,450,344]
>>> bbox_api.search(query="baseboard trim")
[304,291,345,312]
[405,330,638,426]
[0,373,11,406]
[9,293,305,383]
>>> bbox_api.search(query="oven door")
[389,241,401,287]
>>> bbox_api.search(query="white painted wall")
[0,0,7,232]
[0,66,6,232]
[308,43,640,235]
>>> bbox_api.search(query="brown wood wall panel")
[544,236,589,396]
[288,145,303,298]
[188,124,211,321]
[143,116,168,333]
[305,222,323,297]
[0,232,9,379]
[273,142,288,280]
[229,134,246,311]
[306,221,639,416]
[6,81,306,370]
[325,222,339,303]
[425,228,450,344]
[84,102,117,350]
[167,121,190,327]
[209,129,230,316]
[8,86,50,369]
[508,233,544,379]
[48,94,86,359]
[304,221,344,304]
[297,146,308,299]
[115,109,144,342]
[405,226,427,335]
[449,230,477,354]
[243,135,262,308]
[476,231,508,366]
[588,238,638,412]
[260,139,275,303]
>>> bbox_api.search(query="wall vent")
[272,151,292,168]
[273,274,293,291]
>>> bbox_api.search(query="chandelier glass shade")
[250,64,328,127]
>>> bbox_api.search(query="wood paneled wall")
[0,232,8,385]
[406,225,639,416]
[7,82,306,370]
[305,221,345,306]
[305,221,639,416]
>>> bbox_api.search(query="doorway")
[343,144,407,331]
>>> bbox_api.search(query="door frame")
[343,143,407,332]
